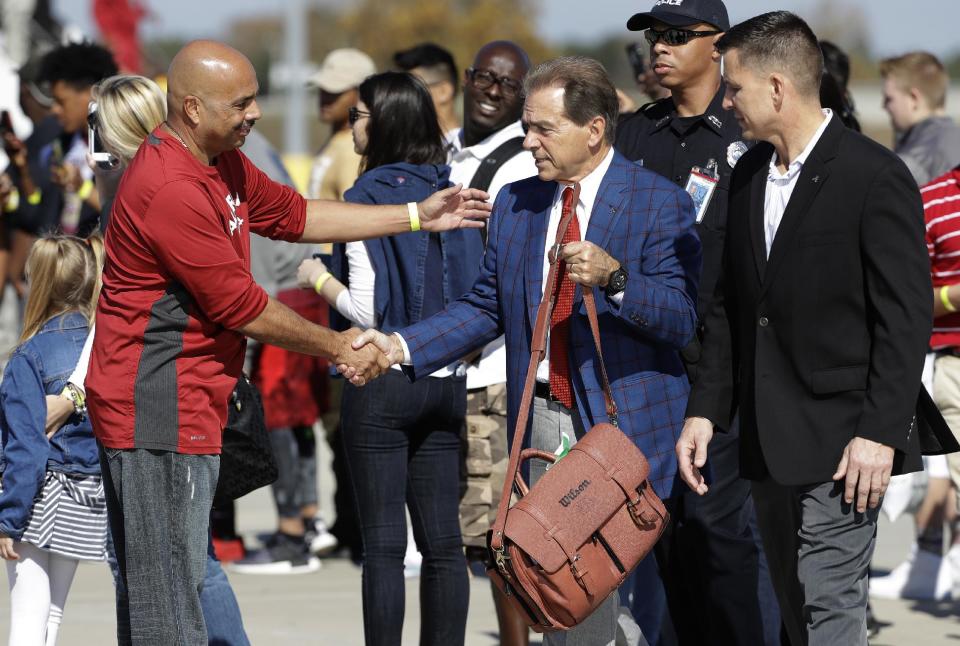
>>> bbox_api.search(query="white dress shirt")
[764,109,833,256]
[448,121,538,389]
[448,121,536,203]
[536,148,617,383]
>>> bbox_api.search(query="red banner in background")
[92,0,147,73]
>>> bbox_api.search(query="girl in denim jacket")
[0,235,106,645]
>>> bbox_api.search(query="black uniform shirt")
[616,85,749,318]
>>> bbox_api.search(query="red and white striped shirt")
[924,169,960,349]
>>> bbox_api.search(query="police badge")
[727,141,748,168]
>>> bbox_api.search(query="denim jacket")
[331,162,483,333]
[0,311,96,539]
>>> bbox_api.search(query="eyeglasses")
[466,68,523,98]
[644,28,722,47]
[348,107,370,125]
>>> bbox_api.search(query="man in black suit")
[616,2,774,644]
[677,12,929,646]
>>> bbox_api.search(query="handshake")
[333,328,406,386]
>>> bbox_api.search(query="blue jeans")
[100,447,218,646]
[341,371,469,646]
[202,536,251,646]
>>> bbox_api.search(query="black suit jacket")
[687,115,929,484]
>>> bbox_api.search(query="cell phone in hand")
[625,43,646,80]
[87,101,119,169]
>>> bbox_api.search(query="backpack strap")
[468,136,527,193]
[469,137,526,246]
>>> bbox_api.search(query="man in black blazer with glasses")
[677,12,929,646]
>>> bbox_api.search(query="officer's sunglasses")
[466,68,523,98]
[348,107,370,125]
[644,27,722,47]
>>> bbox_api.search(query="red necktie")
[549,186,580,409]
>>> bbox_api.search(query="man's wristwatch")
[604,266,628,297]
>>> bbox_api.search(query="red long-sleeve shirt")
[87,127,306,453]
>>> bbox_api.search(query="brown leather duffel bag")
[487,187,669,632]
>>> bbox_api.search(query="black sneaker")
[229,532,321,575]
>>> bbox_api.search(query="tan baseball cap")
[307,48,376,93]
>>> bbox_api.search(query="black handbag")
[213,374,278,507]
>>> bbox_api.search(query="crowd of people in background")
[0,1,959,646]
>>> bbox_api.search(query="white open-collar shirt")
[763,109,833,256]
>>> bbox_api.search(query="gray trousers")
[529,396,646,646]
[268,426,318,519]
[100,447,219,646]
[752,477,879,646]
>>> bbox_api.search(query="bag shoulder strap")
[489,183,619,556]
[467,137,526,193]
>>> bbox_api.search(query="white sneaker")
[403,526,422,579]
[305,518,339,556]
[403,558,422,579]
[946,543,960,599]
[870,544,951,600]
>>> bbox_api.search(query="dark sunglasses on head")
[466,68,523,98]
[348,107,370,125]
[644,27,722,47]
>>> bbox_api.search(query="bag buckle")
[569,554,589,591]
[627,497,655,528]
[493,542,511,578]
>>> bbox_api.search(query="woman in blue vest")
[297,71,482,646]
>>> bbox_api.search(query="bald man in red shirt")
[86,40,489,645]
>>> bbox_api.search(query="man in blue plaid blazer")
[348,57,701,506]
[347,56,700,645]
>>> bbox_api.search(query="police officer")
[615,2,774,645]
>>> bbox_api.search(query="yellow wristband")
[942,285,957,313]
[314,272,332,294]
[77,179,94,201]
[26,189,41,205]
[407,202,421,232]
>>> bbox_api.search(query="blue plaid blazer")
[400,151,701,498]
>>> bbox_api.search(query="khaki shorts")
[459,383,509,549]
[932,354,960,494]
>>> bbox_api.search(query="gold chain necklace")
[164,121,189,150]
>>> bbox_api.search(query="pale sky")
[53,0,960,59]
